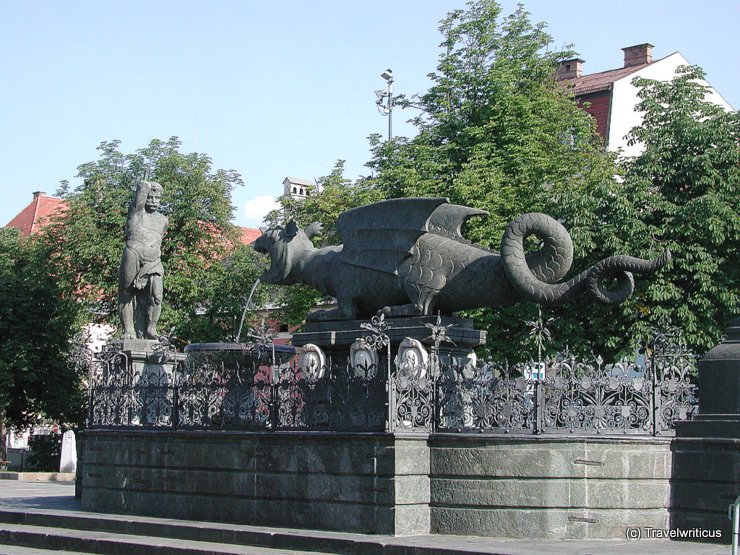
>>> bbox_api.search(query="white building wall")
[608,53,733,158]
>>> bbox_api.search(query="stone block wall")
[671,421,740,541]
[82,430,681,539]
[81,430,429,535]
[428,434,673,539]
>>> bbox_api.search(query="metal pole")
[387,78,393,141]
[378,69,394,141]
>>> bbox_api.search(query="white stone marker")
[59,430,77,473]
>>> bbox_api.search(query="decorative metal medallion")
[395,337,428,379]
[350,338,379,378]
[298,343,326,380]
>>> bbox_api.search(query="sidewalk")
[0,480,729,554]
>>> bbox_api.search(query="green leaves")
[557,64,738,356]
[626,67,739,352]
[0,227,83,429]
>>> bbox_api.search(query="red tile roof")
[7,191,263,247]
[239,227,261,245]
[5,192,67,236]
[567,63,651,96]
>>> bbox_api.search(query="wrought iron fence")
[86,323,697,436]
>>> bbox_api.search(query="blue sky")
[2,0,737,228]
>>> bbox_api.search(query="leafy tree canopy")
[0,227,83,437]
[369,1,611,242]
[267,0,620,359]
[554,65,738,354]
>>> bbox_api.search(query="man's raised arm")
[131,181,152,213]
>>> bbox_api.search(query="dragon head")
[253,220,323,285]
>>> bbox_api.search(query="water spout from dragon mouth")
[235,278,261,343]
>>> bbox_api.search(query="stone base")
[674,414,740,438]
[0,472,75,482]
[669,318,740,543]
[671,416,740,543]
[429,434,675,540]
[103,338,184,383]
[80,430,680,539]
[108,338,163,357]
[81,430,430,536]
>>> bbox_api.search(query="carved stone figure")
[118,181,168,339]
[254,197,670,322]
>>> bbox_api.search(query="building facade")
[557,43,733,156]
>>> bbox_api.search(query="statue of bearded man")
[118,181,168,340]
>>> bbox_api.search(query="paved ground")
[0,480,731,554]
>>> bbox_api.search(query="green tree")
[554,65,738,357]
[606,66,735,353]
[41,137,257,343]
[369,2,611,235]
[279,0,618,359]
[191,243,272,342]
[0,228,83,460]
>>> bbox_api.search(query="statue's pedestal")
[292,315,486,364]
[105,338,184,382]
[78,338,184,498]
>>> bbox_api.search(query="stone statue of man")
[118,181,168,340]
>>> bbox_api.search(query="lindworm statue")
[254,198,669,322]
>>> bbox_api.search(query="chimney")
[622,43,654,68]
[32,191,46,200]
[556,58,585,80]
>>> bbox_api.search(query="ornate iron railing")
[86,324,698,436]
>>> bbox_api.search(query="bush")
[26,433,61,472]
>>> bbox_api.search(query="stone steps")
[0,509,482,555]
[0,472,75,482]
[0,545,82,555]
[0,522,322,554]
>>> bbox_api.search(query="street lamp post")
[375,69,393,141]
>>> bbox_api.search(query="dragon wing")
[427,203,488,241]
[337,197,488,275]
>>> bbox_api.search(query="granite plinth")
[184,342,296,366]
[108,338,163,357]
[81,430,430,536]
[80,430,679,539]
[292,316,486,361]
[696,317,740,414]
[670,318,740,544]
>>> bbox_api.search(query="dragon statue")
[254,198,670,322]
